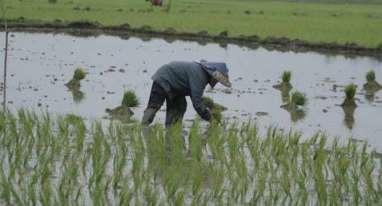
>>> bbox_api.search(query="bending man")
[141,61,231,127]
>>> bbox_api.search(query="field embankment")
[2,0,382,53]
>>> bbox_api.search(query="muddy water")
[1,32,382,150]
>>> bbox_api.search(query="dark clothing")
[145,82,202,127]
[151,61,212,121]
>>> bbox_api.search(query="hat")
[197,61,232,88]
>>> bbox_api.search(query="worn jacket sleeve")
[190,82,211,121]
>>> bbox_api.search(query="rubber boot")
[141,108,158,126]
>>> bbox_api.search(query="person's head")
[198,61,232,88]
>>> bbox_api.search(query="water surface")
[1,32,382,150]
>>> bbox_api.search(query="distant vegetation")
[4,0,382,47]
[286,0,382,3]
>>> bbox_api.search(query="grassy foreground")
[0,110,381,205]
[2,0,382,48]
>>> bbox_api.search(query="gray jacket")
[152,61,211,120]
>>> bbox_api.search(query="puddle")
[1,31,382,150]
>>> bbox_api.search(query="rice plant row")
[0,110,381,205]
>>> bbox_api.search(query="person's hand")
[205,108,213,122]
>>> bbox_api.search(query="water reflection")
[71,89,85,104]
[3,31,382,150]
[105,106,135,123]
[290,109,306,122]
[342,106,356,130]
[281,104,306,123]
[280,89,291,103]
[365,91,376,103]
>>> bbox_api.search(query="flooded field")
[1,31,382,150]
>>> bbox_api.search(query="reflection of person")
[142,61,231,127]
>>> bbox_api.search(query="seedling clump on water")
[106,91,139,121]
[66,68,86,90]
[363,70,382,92]
[122,91,139,107]
[340,84,357,128]
[282,91,307,110]
[202,96,226,123]
[281,91,307,122]
[273,71,293,91]
[341,84,357,107]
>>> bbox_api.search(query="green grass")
[3,0,382,47]
[0,110,381,205]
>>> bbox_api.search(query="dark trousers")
[144,82,187,127]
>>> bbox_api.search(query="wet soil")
[1,20,382,59]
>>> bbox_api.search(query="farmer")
[141,61,232,127]
[151,0,163,6]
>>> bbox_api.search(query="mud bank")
[1,19,382,59]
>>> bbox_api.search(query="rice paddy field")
[0,110,381,205]
[1,0,382,205]
[3,0,382,47]
[0,30,381,204]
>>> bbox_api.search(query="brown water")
[1,32,382,150]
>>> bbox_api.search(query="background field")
[3,0,382,48]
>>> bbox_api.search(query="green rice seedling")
[188,120,203,161]
[282,71,292,84]
[202,96,227,111]
[0,164,11,204]
[291,91,307,107]
[363,70,382,92]
[273,71,293,91]
[174,191,185,206]
[202,96,227,123]
[281,91,307,111]
[122,90,139,107]
[143,182,158,206]
[66,68,86,90]
[1,110,382,204]
[366,70,376,83]
[119,188,133,206]
[341,84,357,107]
[106,91,138,121]
[281,91,307,122]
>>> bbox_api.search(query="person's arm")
[190,84,211,121]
